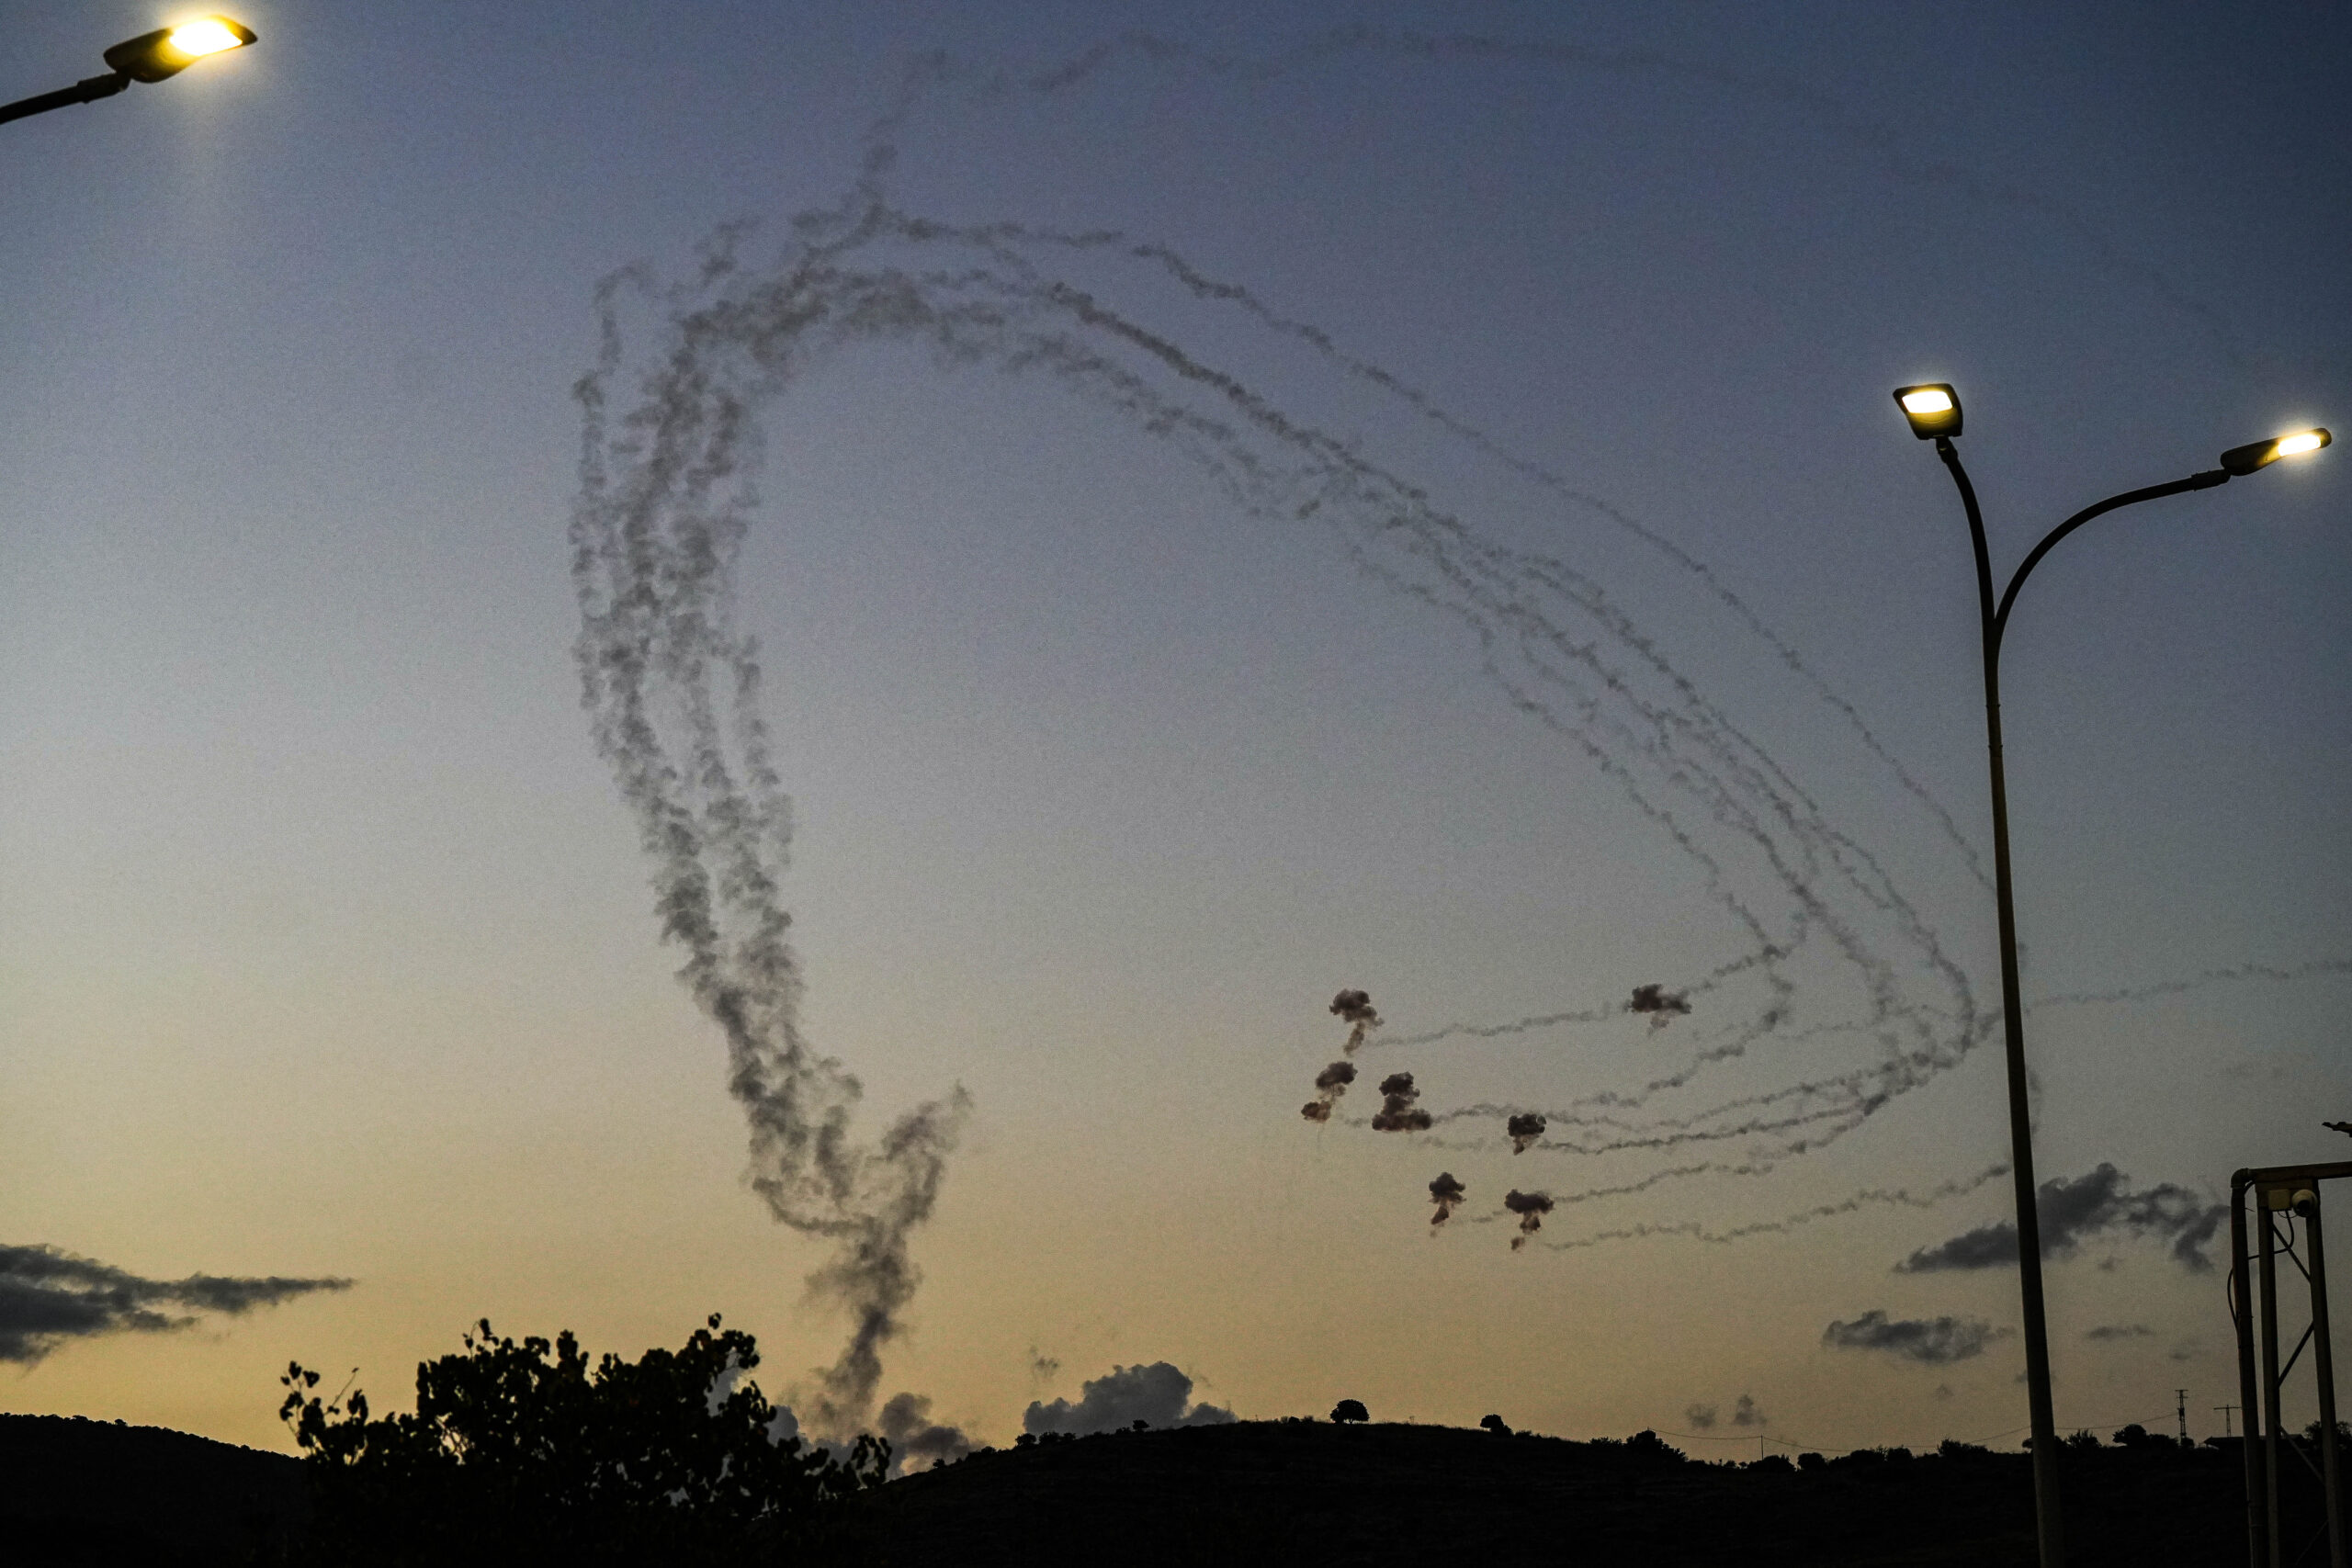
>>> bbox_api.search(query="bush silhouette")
[1330,1399,1370,1425]
[1479,1414,1511,1436]
[277,1314,884,1566]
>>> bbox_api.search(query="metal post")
[2305,1193,2344,1568]
[1935,436,2064,1567]
[2238,1175,2269,1568]
[2263,1204,2286,1568]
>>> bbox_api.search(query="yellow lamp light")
[103,16,255,83]
[1892,383,1963,440]
[2219,428,2332,476]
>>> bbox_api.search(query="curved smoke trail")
[563,24,2291,1317]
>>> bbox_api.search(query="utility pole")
[2216,1404,2238,1438]
[2177,1389,2189,1445]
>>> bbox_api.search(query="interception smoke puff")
[1301,1060,1358,1123]
[1370,1072,1433,1133]
[1506,1112,1546,1154]
[1627,983,1691,1028]
[1504,1190,1555,1250]
[1429,1172,1468,1226]
[1330,989,1382,1053]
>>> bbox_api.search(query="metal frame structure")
[2231,1160,2349,1568]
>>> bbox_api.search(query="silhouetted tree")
[277,1314,885,1566]
[1330,1399,1370,1425]
[1479,1414,1511,1436]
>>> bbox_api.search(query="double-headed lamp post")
[0,17,255,129]
[1895,382,2330,1568]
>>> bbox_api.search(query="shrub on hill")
[277,1314,885,1566]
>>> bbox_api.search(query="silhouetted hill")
[0,1413,306,1565]
[851,1421,2277,1567]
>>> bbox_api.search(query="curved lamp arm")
[1934,434,2229,657]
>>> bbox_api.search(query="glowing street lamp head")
[2219,427,2332,477]
[1893,383,1963,440]
[103,16,256,84]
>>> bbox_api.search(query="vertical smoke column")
[571,265,969,1437]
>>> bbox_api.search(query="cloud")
[1023,1362,1236,1437]
[2085,1324,2154,1342]
[1822,1310,2009,1365]
[0,1243,351,1365]
[1731,1393,1766,1427]
[1896,1165,2226,1274]
[876,1391,972,1474]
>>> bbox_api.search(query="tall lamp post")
[0,16,255,129]
[1894,382,2330,1568]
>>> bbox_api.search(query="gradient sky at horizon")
[2,1,2346,1458]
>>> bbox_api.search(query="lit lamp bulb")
[102,16,255,83]
[1892,383,1963,439]
[164,18,253,59]
[2220,427,2332,476]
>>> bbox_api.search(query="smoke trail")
[1377,948,1781,1049]
[573,257,972,1438]
[1369,1072,1434,1134]
[2030,958,2352,1010]
[1300,1060,1358,1123]
[570,28,2104,1322]
[1504,1190,1555,1251]
[575,191,1978,1197]
[1547,1164,2007,1252]
[1429,1172,1468,1227]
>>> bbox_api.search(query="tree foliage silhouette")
[278,1314,886,1565]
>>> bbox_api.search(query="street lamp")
[1895,381,2329,1568]
[0,16,255,129]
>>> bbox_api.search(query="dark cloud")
[1822,1310,2009,1365]
[1329,990,1381,1054]
[1429,1172,1467,1227]
[2084,1324,2154,1342]
[1505,1112,1546,1155]
[1731,1393,1767,1428]
[1301,1059,1358,1123]
[1896,1165,2226,1275]
[1684,1403,1717,1430]
[877,1391,972,1474]
[1503,1190,1555,1251]
[1023,1362,1236,1437]
[1370,1072,1433,1134]
[0,1243,350,1366]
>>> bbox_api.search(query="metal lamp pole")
[1894,384,2330,1568]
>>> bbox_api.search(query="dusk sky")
[3,2,2346,1461]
